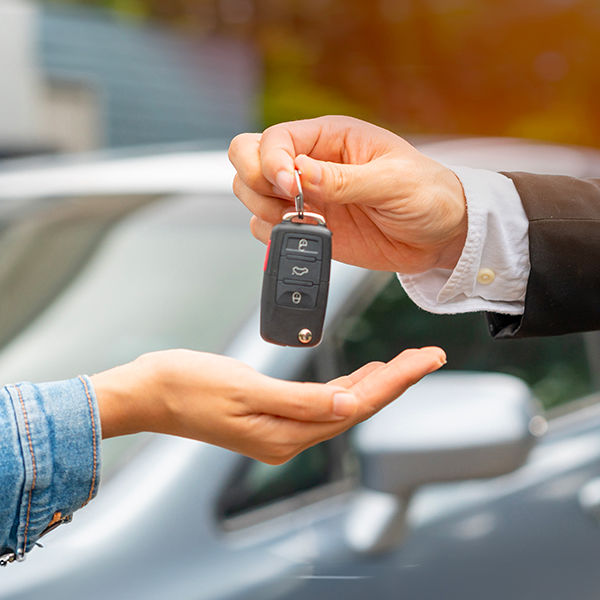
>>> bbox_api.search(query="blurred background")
[1,0,600,157]
[4,5,600,596]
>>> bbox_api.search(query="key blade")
[294,169,304,218]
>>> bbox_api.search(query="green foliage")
[47,0,147,18]
[260,30,374,126]
[109,0,147,19]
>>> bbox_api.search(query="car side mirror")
[346,372,545,554]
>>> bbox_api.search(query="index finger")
[228,132,278,198]
[259,116,357,196]
[351,347,446,421]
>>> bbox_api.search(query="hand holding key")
[229,115,468,274]
[260,170,332,346]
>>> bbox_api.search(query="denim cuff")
[0,376,101,558]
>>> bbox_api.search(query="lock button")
[282,234,322,256]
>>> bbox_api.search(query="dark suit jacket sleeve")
[486,172,600,338]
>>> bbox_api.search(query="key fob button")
[279,256,321,284]
[283,234,322,255]
[276,283,318,308]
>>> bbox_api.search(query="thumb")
[295,153,387,206]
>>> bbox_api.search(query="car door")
[212,271,600,600]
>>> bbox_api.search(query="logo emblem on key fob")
[260,169,332,347]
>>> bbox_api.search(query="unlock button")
[276,283,317,308]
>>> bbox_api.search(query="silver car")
[1,139,599,599]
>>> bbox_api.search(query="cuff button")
[477,268,496,285]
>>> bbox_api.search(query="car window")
[335,275,597,411]
[218,435,357,527]
[0,194,157,352]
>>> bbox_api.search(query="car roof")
[0,150,235,200]
[421,136,600,177]
[0,137,598,202]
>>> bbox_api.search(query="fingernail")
[333,392,357,417]
[296,155,321,185]
[420,346,447,366]
[275,171,294,197]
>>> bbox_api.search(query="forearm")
[490,172,600,337]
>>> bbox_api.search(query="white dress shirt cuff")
[398,167,530,315]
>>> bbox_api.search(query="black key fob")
[260,212,332,347]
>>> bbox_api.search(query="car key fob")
[260,170,332,347]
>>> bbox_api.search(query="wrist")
[91,356,165,439]
[432,167,468,270]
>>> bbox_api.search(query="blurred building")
[0,0,260,156]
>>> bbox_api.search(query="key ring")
[282,211,326,226]
[294,168,304,219]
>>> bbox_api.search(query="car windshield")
[0,192,264,472]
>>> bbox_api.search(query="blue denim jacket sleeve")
[0,375,101,563]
